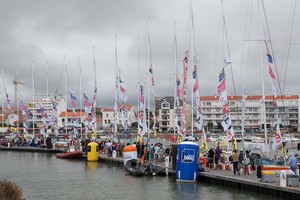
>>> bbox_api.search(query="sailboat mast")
[1,68,3,134]
[190,10,195,136]
[64,57,68,135]
[147,19,151,140]
[31,61,35,136]
[173,21,178,141]
[257,2,268,144]
[114,35,118,138]
[15,69,19,132]
[79,57,83,138]
[45,62,49,97]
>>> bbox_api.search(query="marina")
[0,146,299,199]
[0,1,300,199]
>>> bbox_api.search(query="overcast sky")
[0,0,299,109]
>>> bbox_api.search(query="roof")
[59,111,86,118]
[200,95,299,101]
[101,104,133,112]
[159,96,183,109]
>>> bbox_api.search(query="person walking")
[244,150,251,175]
[231,150,240,175]
[154,143,160,165]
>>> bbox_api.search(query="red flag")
[269,66,276,79]
[217,80,226,94]
[193,79,199,93]
[120,85,125,93]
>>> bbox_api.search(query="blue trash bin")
[176,141,199,182]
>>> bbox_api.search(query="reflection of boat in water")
[124,159,166,176]
[56,150,83,159]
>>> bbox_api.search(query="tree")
[131,122,138,129]
[207,121,214,131]
[217,122,223,132]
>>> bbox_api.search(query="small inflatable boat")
[124,159,166,176]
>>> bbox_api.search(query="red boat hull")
[56,150,83,159]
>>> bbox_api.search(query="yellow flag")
[200,139,208,154]
[92,130,97,139]
[281,143,285,156]
[232,138,237,152]
[137,135,142,143]
[177,135,182,144]
[154,129,157,138]
[11,126,17,132]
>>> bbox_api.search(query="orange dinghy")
[56,150,83,159]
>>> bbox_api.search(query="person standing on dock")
[231,150,240,175]
[214,146,222,168]
[208,148,215,169]
[288,153,298,174]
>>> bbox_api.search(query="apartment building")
[200,95,300,133]
[157,96,191,132]
[27,97,66,129]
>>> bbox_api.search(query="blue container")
[176,141,199,182]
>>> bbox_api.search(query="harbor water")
[0,151,286,200]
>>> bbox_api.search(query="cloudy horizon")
[0,0,299,109]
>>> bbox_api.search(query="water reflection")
[0,152,286,200]
[85,161,99,170]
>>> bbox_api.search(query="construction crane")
[13,80,25,109]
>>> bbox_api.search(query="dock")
[1,146,300,199]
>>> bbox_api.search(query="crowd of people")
[207,146,252,176]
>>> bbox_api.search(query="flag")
[269,66,276,80]
[120,85,125,93]
[232,137,237,152]
[193,78,199,93]
[176,77,181,86]
[170,135,176,143]
[272,123,283,150]
[154,128,157,138]
[219,68,225,82]
[267,53,273,64]
[177,135,182,144]
[192,65,197,79]
[92,129,97,139]
[227,126,234,141]
[217,80,226,94]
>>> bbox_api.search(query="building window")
[106,113,109,117]
[105,120,107,124]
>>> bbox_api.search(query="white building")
[200,94,300,133]
[27,97,66,129]
[101,104,137,129]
